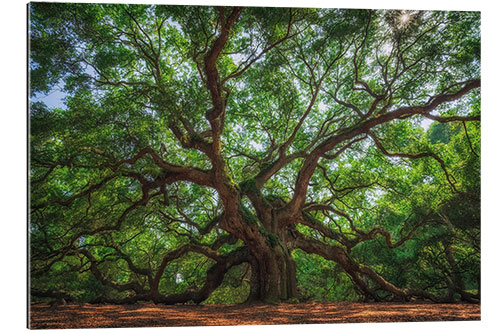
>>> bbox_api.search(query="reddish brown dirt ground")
[29,301,480,329]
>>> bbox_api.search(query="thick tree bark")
[244,243,298,303]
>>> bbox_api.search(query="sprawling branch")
[86,146,214,187]
[204,7,243,126]
[298,212,355,249]
[423,114,480,123]
[351,213,432,248]
[45,232,249,305]
[284,79,480,218]
[31,174,118,210]
[294,233,446,302]
[31,289,76,302]
[155,246,248,304]
[367,131,459,192]
[79,248,147,294]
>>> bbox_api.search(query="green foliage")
[293,250,358,301]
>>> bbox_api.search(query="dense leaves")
[30,3,480,305]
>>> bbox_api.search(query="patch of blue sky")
[32,88,67,110]
[420,118,432,130]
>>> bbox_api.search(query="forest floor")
[29,301,480,329]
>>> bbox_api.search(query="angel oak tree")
[30,3,480,304]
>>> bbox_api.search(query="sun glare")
[400,13,411,24]
[395,10,416,29]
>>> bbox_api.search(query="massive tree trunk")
[245,238,298,303]
[228,191,298,303]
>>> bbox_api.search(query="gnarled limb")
[283,79,480,219]
[294,234,448,302]
[204,7,243,126]
[78,248,148,295]
[367,131,460,193]
[156,246,248,304]
[31,289,76,303]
